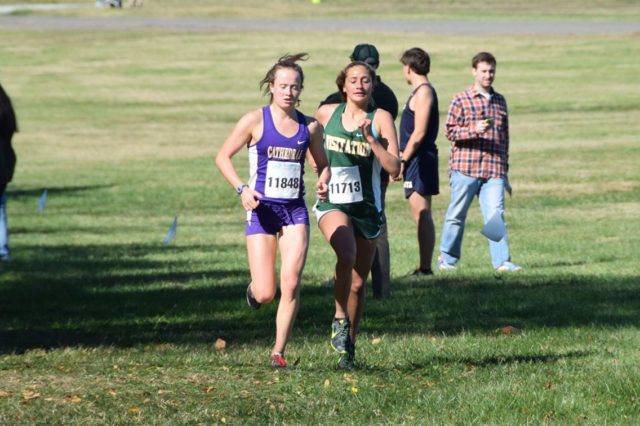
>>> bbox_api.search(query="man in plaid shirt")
[437,52,522,273]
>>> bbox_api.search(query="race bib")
[265,161,301,199]
[328,166,363,204]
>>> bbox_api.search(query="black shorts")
[403,149,439,198]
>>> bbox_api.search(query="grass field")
[2,0,640,21]
[1,1,639,424]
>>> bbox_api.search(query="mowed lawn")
[0,3,639,424]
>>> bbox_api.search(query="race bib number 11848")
[265,161,301,199]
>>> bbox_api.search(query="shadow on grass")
[8,185,113,199]
[413,350,592,369]
[334,350,595,374]
[0,242,639,354]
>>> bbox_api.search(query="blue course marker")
[163,216,178,245]
[38,189,48,213]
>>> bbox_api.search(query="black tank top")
[399,83,439,153]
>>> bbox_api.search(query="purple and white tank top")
[247,106,309,203]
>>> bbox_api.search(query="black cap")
[350,44,380,68]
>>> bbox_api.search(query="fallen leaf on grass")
[323,379,330,387]
[157,390,172,395]
[266,376,280,385]
[0,390,10,398]
[372,337,382,345]
[64,395,82,403]
[343,373,357,384]
[462,367,476,377]
[129,407,140,414]
[214,338,227,350]
[351,386,359,393]
[202,386,215,394]
[502,325,520,335]
[108,390,117,398]
[22,391,40,401]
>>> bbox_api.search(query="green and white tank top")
[317,103,382,216]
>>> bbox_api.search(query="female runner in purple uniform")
[216,53,330,368]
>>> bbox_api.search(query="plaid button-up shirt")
[445,86,509,179]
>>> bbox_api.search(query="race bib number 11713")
[329,166,363,204]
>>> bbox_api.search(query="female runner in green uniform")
[314,62,400,369]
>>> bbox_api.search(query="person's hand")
[357,118,374,143]
[391,161,404,182]
[475,118,493,134]
[316,181,329,201]
[240,187,261,211]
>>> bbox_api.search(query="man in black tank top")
[395,47,440,276]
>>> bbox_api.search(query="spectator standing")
[395,47,440,276]
[0,83,17,262]
[438,52,522,273]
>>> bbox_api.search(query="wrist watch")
[235,183,248,196]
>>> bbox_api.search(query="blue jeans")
[0,191,8,259]
[440,171,510,269]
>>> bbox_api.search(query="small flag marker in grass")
[163,216,177,245]
[38,189,48,213]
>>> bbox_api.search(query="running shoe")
[495,261,523,273]
[437,255,457,271]
[246,284,261,310]
[337,348,356,370]
[271,352,287,368]
[331,317,351,353]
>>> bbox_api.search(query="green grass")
[1,5,639,425]
[2,0,640,21]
